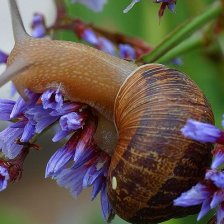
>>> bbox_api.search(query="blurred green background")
[0,0,223,224]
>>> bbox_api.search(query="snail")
[0,1,214,223]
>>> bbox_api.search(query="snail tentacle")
[9,0,29,41]
[0,57,31,88]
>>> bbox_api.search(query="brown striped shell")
[108,64,214,224]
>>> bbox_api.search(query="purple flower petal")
[10,90,40,119]
[0,98,15,120]
[20,121,35,142]
[210,191,224,209]
[71,0,108,12]
[197,198,211,221]
[168,2,176,12]
[91,178,103,200]
[45,146,73,177]
[206,170,224,188]
[41,88,63,111]
[74,120,97,162]
[119,44,136,60]
[32,13,44,26]
[72,143,97,169]
[82,28,99,45]
[83,161,105,188]
[50,102,83,116]
[97,37,115,55]
[59,112,86,131]
[56,166,87,198]
[217,204,224,224]
[0,127,23,159]
[46,134,79,177]
[0,50,8,64]
[174,183,210,207]
[212,152,224,169]
[0,166,10,191]
[32,24,46,38]
[10,120,27,128]
[25,106,59,133]
[31,13,46,38]
[181,119,221,143]
[52,130,71,142]
[100,183,113,221]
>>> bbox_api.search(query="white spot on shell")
[112,176,117,190]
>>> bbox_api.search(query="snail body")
[0,1,214,223]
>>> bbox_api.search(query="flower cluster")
[30,12,151,61]
[0,88,113,222]
[71,0,108,12]
[174,118,224,223]
[124,0,176,17]
[70,0,177,17]
[75,25,138,60]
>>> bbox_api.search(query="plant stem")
[157,33,205,64]
[144,2,222,63]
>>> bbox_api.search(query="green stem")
[157,33,205,64]
[144,2,222,63]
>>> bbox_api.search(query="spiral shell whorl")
[108,64,214,224]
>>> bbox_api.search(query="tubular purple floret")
[0,88,113,221]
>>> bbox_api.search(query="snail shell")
[108,64,214,223]
[1,1,214,223]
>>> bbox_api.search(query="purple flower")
[119,44,136,60]
[124,0,176,18]
[10,90,40,119]
[45,134,80,177]
[156,0,176,12]
[174,169,224,223]
[0,87,112,222]
[171,58,183,66]
[211,145,224,169]
[0,99,15,120]
[97,37,115,56]
[0,166,10,191]
[56,166,87,198]
[83,153,109,188]
[32,25,46,38]
[212,151,224,169]
[25,106,59,133]
[31,13,46,38]
[53,146,111,215]
[181,119,223,143]
[60,112,86,131]
[206,170,224,188]
[73,119,97,162]
[0,127,24,159]
[174,183,210,207]
[41,88,63,111]
[100,182,113,221]
[0,50,8,64]
[82,28,99,45]
[71,0,108,12]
